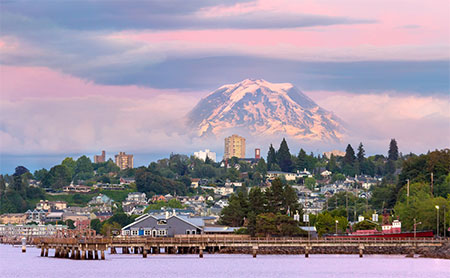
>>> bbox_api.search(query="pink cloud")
[0,66,201,155]
[305,90,450,154]
[104,0,448,62]
[0,66,201,100]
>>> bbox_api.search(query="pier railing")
[33,236,448,246]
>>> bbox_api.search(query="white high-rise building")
[194,149,216,162]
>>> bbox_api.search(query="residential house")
[121,213,204,237]
[94,211,113,222]
[126,192,147,203]
[0,213,27,224]
[63,185,92,193]
[45,212,63,223]
[214,186,234,196]
[88,194,114,206]
[267,171,299,181]
[298,169,313,178]
[190,178,200,188]
[25,209,46,224]
[36,200,67,211]
[120,177,136,185]
[63,212,91,223]
[151,195,166,202]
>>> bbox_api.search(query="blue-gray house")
[121,213,204,237]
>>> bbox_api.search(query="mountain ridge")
[187,79,345,142]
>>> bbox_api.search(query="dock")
[31,236,448,259]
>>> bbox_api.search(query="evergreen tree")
[204,155,212,165]
[388,139,399,161]
[344,144,356,165]
[342,144,356,176]
[267,144,277,171]
[13,166,29,177]
[306,152,318,172]
[296,149,307,170]
[277,138,293,172]
[326,154,338,172]
[248,187,267,215]
[219,193,246,226]
[283,184,301,215]
[255,158,268,176]
[357,143,365,164]
[265,178,285,213]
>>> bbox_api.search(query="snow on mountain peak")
[187,79,344,141]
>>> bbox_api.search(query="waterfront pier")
[32,236,448,260]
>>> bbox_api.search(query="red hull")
[328,231,434,238]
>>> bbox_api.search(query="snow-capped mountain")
[187,79,344,141]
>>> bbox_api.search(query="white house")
[214,186,234,196]
[267,171,299,181]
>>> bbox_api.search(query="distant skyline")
[1,0,449,173]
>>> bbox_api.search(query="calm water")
[1,245,449,278]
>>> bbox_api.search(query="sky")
[0,0,449,173]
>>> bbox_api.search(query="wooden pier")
[32,236,448,260]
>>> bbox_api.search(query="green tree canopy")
[388,139,399,161]
[267,144,277,171]
[277,138,293,172]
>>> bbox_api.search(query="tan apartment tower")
[224,134,246,159]
[94,150,106,163]
[115,152,134,170]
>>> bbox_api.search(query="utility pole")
[335,195,338,210]
[431,172,434,197]
[346,191,349,221]
[407,179,410,206]
[435,205,440,237]
[444,205,446,238]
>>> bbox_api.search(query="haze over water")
[1,245,449,278]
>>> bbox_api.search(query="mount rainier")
[187,79,344,142]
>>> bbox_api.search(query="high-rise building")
[115,152,134,170]
[224,134,246,159]
[94,150,106,163]
[194,149,217,162]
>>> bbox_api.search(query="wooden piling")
[40,246,45,257]
[81,250,86,260]
[199,248,203,258]
[94,250,99,260]
[359,245,364,258]
[101,250,105,260]
[142,249,147,258]
[44,248,49,257]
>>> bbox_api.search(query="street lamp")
[435,205,440,237]
[335,220,339,235]
[413,218,422,241]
